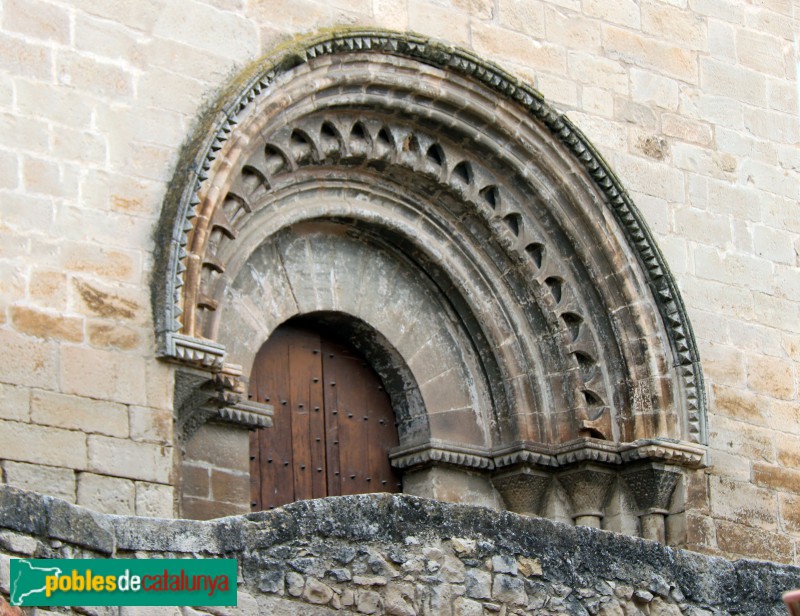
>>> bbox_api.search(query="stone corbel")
[174,362,273,443]
[621,463,682,543]
[558,463,617,528]
[164,333,226,370]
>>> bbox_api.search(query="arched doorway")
[159,31,708,539]
[249,319,402,510]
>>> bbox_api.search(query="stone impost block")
[622,464,682,543]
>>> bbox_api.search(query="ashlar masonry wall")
[0,0,798,563]
[2,487,800,616]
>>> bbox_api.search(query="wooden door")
[249,322,401,511]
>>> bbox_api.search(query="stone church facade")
[0,0,798,574]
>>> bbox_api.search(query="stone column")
[622,463,682,543]
[559,464,616,528]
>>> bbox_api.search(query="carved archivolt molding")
[154,32,706,485]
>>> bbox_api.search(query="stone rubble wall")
[2,487,800,616]
[0,0,797,563]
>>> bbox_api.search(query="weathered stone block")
[62,242,140,282]
[715,520,793,563]
[407,0,470,46]
[180,496,248,521]
[0,419,87,469]
[28,270,68,312]
[87,435,171,483]
[56,49,135,99]
[211,469,249,505]
[603,25,697,82]
[3,0,70,44]
[0,383,29,422]
[77,472,135,515]
[492,573,526,605]
[473,22,566,73]
[0,31,52,79]
[31,390,129,438]
[135,482,174,518]
[708,476,777,531]
[129,405,171,444]
[153,0,258,61]
[87,321,142,351]
[1,461,76,503]
[303,577,334,605]
[184,423,250,473]
[708,415,774,462]
[453,596,483,616]
[61,346,148,406]
[0,329,58,390]
[465,568,492,599]
[356,588,383,614]
[641,1,707,49]
[746,355,795,400]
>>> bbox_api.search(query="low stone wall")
[1,486,798,615]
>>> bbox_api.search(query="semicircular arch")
[155,31,707,519]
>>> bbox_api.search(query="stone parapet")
[1,487,799,615]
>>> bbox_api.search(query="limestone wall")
[0,0,798,562]
[2,487,800,615]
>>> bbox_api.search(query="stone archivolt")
[153,31,707,536]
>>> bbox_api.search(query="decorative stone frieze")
[389,441,494,472]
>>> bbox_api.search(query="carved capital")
[492,466,552,516]
[621,463,682,515]
[559,463,616,527]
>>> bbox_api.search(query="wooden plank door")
[249,322,401,511]
[321,337,402,496]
